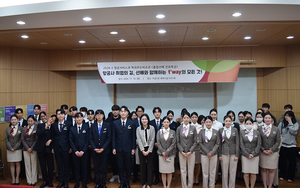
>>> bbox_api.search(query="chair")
[0,149,5,180]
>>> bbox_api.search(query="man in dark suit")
[61,104,73,123]
[90,110,111,188]
[35,115,54,188]
[112,106,136,188]
[33,104,41,122]
[149,107,162,185]
[86,109,95,183]
[52,109,72,188]
[69,106,78,126]
[69,112,89,188]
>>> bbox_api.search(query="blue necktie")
[157,121,159,129]
[98,124,101,136]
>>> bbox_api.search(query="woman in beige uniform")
[176,111,197,188]
[194,114,204,186]
[258,112,281,188]
[157,116,176,188]
[240,117,261,188]
[5,115,23,185]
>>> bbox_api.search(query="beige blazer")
[258,125,281,153]
[21,123,38,151]
[240,129,261,157]
[5,126,23,150]
[157,129,176,156]
[136,125,155,152]
[218,127,240,157]
[176,125,197,153]
[199,129,220,156]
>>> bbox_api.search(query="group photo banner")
[97,60,240,84]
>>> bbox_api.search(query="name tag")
[32,130,36,133]
[128,125,131,129]
[273,131,276,134]
[103,131,106,133]
[255,135,258,137]
[104,128,107,130]
[170,134,174,138]
[63,127,67,131]
[213,133,216,136]
[190,131,194,134]
[232,132,236,135]
[82,130,86,134]
[18,130,21,133]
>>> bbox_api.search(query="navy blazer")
[150,119,162,142]
[89,121,111,154]
[112,118,136,152]
[65,114,73,124]
[52,121,72,152]
[34,122,53,153]
[69,123,89,153]
[169,121,179,132]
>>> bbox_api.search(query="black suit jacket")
[65,114,73,124]
[34,122,53,153]
[169,121,179,132]
[69,123,89,153]
[19,119,28,127]
[89,121,111,154]
[150,119,162,142]
[52,121,72,152]
[112,119,136,152]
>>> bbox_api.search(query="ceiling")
[0,2,300,50]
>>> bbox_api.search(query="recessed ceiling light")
[110,31,118,35]
[158,29,166,34]
[79,40,86,44]
[119,39,126,42]
[159,39,167,41]
[287,36,294,39]
[40,42,48,45]
[83,17,92,21]
[207,29,216,32]
[202,37,209,40]
[16,21,25,25]
[257,29,266,31]
[232,12,242,17]
[244,36,251,40]
[64,34,73,36]
[156,14,165,19]
[21,35,28,39]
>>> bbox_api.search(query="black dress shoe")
[82,184,87,188]
[73,183,79,188]
[126,184,131,188]
[103,185,107,188]
[118,184,123,188]
[49,181,54,187]
[94,184,101,188]
[56,182,64,188]
[39,181,49,188]
[15,183,20,185]
[64,183,69,188]
[153,178,159,185]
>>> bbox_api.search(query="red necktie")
[26,128,30,134]
[10,127,15,134]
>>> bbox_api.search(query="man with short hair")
[69,106,78,126]
[80,107,88,122]
[277,104,299,126]
[15,108,28,127]
[86,109,95,183]
[61,104,73,123]
[33,104,41,122]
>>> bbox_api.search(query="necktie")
[156,121,159,129]
[264,126,270,137]
[98,124,101,136]
[18,122,20,127]
[59,124,63,132]
[122,121,125,128]
[34,115,37,120]
[78,126,81,134]
[26,128,30,134]
[10,126,15,134]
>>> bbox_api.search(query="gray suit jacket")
[157,129,176,156]
[176,125,197,153]
[199,129,220,156]
[258,125,281,153]
[21,123,38,151]
[5,126,23,150]
[136,125,155,152]
[240,129,261,157]
[218,127,240,157]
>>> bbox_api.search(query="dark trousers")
[139,150,153,186]
[279,146,297,181]
[132,150,139,179]
[87,147,92,180]
[55,149,70,183]
[116,151,132,185]
[38,149,53,182]
[109,152,118,175]
[93,152,109,186]
[153,147,160,180]
[72,153,88,185]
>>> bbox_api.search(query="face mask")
[256,118,263,122]
[246,125,252,130]
[81,112,86,117]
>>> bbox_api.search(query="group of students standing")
[4,103,299,188]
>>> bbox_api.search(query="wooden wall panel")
[263,68,287,90]
[49,50,80,71]
[287,90,300,113]
[69,91,77,107]
[262,90,288,112]
[216,47,251,61]
[11,92,49,105]
[0,69,12,93]
[286,45,300,67]
[49,71,74,92]
[287,67,300,90]
[79,50,112,70]
[0,93,11,106]
[113,49,147,62]
[11,70,49,92]
[147,48,181,61]
[11,48,49,70]
[252,46,286,67]
[181,47,216,60]
[257,89,264,109]
[49,92,73,114]
[256,68,264,90]
[0,47,11,69]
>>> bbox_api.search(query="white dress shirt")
[224,126,231,139]
[58,121,65,131]
[246,128,254,142]
[205,127,213,140]
[183,124,190,137]
[163,127,170,140]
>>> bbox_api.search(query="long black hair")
[283,111,296,127]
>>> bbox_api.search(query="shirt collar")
[98,121,103,125]
[141,125,150,130]
[28,124,34,129]
[205,127,212,132]
[224,126,231,131]
[121,118,127,125]
[163,127,170,133]
[58,120,65,125]
[77,123,82,127]
[183,123,190,128]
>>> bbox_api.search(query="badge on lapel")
[255,135,258,137]
[213,133,216,136]
[18,130,21,134]
[233,132,236,135]
[32,130,36,133]
[128,125,131,129]
[170,134,174,138]
[63,127,67,131]
[273,131,276,134]
[82,130,86,134]
[190,131,194,134]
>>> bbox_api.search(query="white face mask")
[81,112,86,117]
[256,118,263,123]
[246,125,252,130]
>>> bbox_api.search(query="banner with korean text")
[97,60,240,84]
